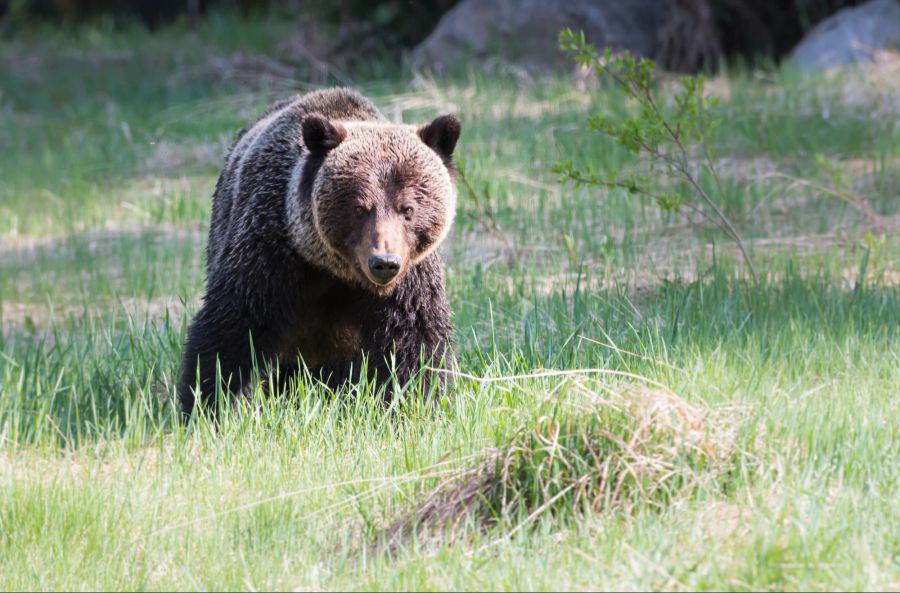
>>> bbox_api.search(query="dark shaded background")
[0,0,869,67]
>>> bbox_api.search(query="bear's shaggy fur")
[178,88,460,419]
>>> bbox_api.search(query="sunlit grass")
[1,13,898,591]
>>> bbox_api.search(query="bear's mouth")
[360,265,404,293]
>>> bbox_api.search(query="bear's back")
[207,89,386,272]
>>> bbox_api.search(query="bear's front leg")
[365,266,454,399]
[177,302,266,422]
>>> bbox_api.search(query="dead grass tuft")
[382,380,755,549]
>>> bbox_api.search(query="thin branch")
[561,170,732,236]
[680,166,758,279]
[764,171,885,232]
[644,89,757,279]
[568,40,757,278]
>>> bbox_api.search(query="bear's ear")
[302,113,347,155]
[417,114,461,160]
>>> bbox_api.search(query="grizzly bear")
[177,88,460,419]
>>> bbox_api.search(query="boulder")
[412,0,671,72]
[790,0,900,70]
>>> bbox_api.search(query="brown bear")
[177,88,460,419]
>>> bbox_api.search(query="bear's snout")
[368,254,401,283]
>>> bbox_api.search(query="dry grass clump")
[383,381,754,548]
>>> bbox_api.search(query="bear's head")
[293,113,460,296]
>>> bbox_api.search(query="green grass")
[1,14,899,591]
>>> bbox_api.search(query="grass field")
[1,14,899,591]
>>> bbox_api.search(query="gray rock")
[413,0,671,72]
[790,0,900,70]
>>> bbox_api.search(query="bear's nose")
[368,254,401,282]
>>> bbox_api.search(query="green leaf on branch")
[555,27,756,278]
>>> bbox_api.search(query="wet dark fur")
[178,88,454,420]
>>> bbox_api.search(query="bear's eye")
[401,206,414,220]
[354,205,368,217]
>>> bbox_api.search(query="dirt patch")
[0,234,59,257]
[141,140,229,177]
[841,265,900,287]
[715,156,782,181]
[0,223,204,263]
[170,51,298,91]
[0,446,163,486]
[1,295,192,336]
[836,50,900,115]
